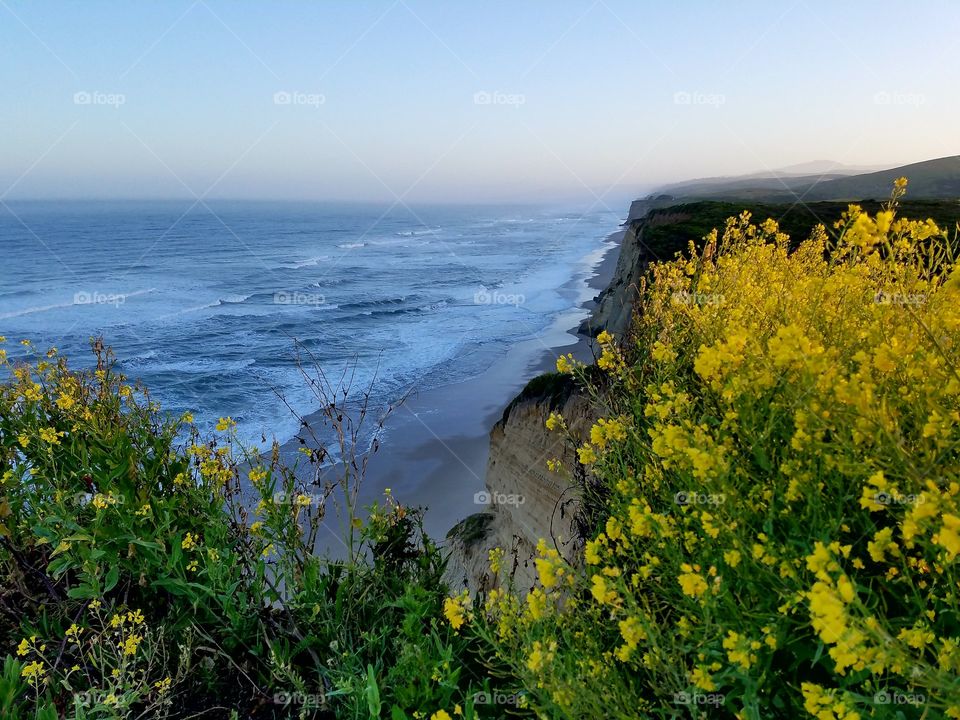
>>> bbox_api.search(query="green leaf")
[67,584,96,599]
[129,538,162,550]
[365,664,381,719]
[103,565,119,592]
[62,533,94,543]
[752,444,772,471]
[47,555,73,578]
[152,577,188,596]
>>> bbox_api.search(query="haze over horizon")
[3,0,959,205]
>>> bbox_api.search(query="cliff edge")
[445,374,594,594]
[580,204,694,338]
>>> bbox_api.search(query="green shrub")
[0,340,496,719]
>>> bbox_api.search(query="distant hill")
[773,160,891,176]
[802,156,960,201]
[644,155,960,206]
[653,161,879,200]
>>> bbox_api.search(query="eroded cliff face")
[581,204,695,338]
[581,217,646,338]
[445,376,594,594]
[445,201,659,593]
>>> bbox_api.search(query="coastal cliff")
[445,202,653,592]
[444,199,700,592]
[578,213,647,338]
[578,198,685,338]
[445,374,594,593]
[447,195,735,590]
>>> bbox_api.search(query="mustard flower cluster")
[451,184,960,718]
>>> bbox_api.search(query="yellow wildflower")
[678,570,708,598]
[526,640,557,672]
[21,661,45,681]
[577,443,597,465]
[215,416,236,432]
[443,591,471,631]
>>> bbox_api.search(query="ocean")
[0,200,621,447]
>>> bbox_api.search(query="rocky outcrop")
[445,374,594,594]
[580,210,651,339]
[581,203,697,339]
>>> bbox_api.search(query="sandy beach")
[287,225,625,550]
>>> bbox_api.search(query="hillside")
[647,155,960,204]
[803,155,960,200]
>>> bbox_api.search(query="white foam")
[279,255,330,269]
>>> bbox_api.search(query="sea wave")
[394,228,440,237]
[278,255,330,269]
[0,301,74,320]
[339,296,410,312]
[0,288,156,320]
[216,293,254,305]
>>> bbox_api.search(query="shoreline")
[291,225,625,548]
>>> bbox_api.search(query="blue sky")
[2,0,959,203]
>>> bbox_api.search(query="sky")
[2,0,959,205]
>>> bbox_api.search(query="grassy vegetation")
[446,513,494,545]
[655,156,960,204]
[499,372,576,425]
[640,198,960,262]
